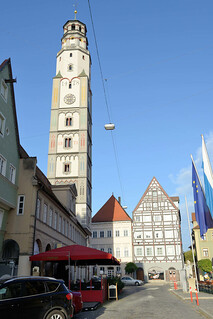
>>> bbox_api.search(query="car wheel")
[135,281,139,286]
[45,310,65,319]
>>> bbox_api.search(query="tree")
[125,262,138,274]
[198,259,212,273]
[184,250,194,263]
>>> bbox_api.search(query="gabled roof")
[0,58,20,156]
[92,195,131,223]
[133,176,179,213]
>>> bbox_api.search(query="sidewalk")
[170,287,213,319]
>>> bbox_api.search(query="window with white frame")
[153,202,158,209]
[93,231,97,238]
[134,232,142,239]
[0,155,6,175]
[202,234,206,240]
[136,247,143,256]
[62,218,65,234]
[108,248,112,254]
[100,231,104,238]
[1,80,8,102]
[100,248,104,252]
[165,230,173,238]
[66,221,69,236]
[116,248,120,258]
[69,224,72,239]
[0,113,5,137]
[36,198,41,219]
[154,215,161,222]
[135,215,141,222]
[9,164,16,184]
[54,212,58,229]
[166,246,175,255]
[17,195,25,215]
[124,230,128,237]
[144,231,152,239]
[156,247,163,256]
[124,248,129,257]
[0,209,4,228]
[143,215,151,222]
[115,230,120,237]
[49,208,53,227]
[155,231,162,239]
[107,230,112,237]
[146,247,153,256]
[58,216,62,232]
[203,248,209,257]
[164,214,172,221]
[43,203,47,223]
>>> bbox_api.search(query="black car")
[0,276,74,319]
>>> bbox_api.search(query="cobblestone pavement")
[75,283,208,319]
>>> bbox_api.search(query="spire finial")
[74,10,77,20]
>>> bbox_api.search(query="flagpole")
[185,195,199,292]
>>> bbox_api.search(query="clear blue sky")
[1,0,213,251]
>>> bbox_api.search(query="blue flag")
[192,160,213,238]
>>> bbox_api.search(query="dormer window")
[72,24,75,30]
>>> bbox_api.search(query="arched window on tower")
[66,117,72,126]
[65,138,72,148]
[69,83,72,89]
[72,24,75,30]
[79,26,82,32]
[64,163,70,173]
[68,64,73,71]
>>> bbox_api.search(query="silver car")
[121,276,143,286]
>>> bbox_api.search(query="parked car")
[121,276,143,286]
[71,291,83,314]
[0,276,74,319]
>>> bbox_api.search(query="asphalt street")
[75,283,207,319]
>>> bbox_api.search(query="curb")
[170,290,213,319]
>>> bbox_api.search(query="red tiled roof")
[192,212,196,221]
[170,196,179,202]
[92,195,131,222]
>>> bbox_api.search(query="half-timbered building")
[132,177,184,282]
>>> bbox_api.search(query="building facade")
[0,59,20,262]
[192,212,213,280]
[132,177,184,282]
[47,18,92,231]
[3,146,88,277]
[90,195,132,276]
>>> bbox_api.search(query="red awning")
[29,245,120,265]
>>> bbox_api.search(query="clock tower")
[47,14,92,230]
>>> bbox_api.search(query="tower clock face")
[64,94,76,105]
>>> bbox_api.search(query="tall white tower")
[47,13,92,230]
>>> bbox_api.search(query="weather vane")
[73,0,78,19]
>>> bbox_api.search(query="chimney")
[118,196,121,204]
